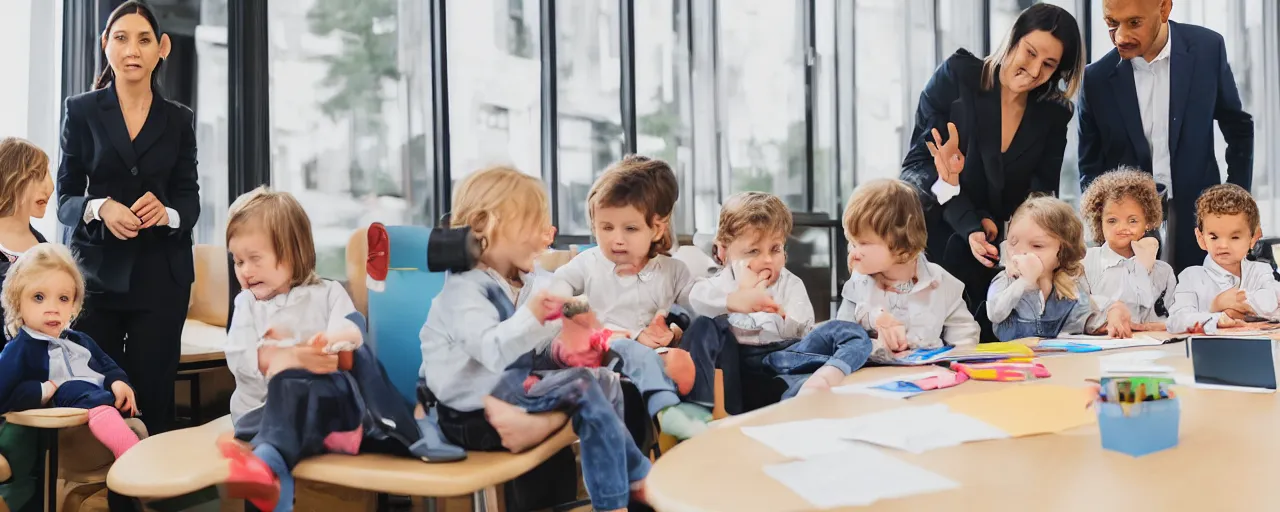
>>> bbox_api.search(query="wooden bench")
[177,244,233,426]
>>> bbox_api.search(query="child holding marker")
[1166,184,1280,334]
[986,196,1105,340]
[837,180,979,361]
[1080,168,1178,336]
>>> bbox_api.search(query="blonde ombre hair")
[1008,196,1086,301]
[451,166,551,250]
[0,137,51,218]
[843,180,928,264]
[2,244,85,338]
[982,3,1084,104]
[226,186,321,288]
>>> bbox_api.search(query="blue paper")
[1038,341,1103,353]
[870,381,925,393]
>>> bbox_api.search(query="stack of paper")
[1098,350,1175,375]
[832,371,953,400]
[1047,334,1168,350]
[839,404,1009,453]
[765,447,959,508]
[889,342,1035,366]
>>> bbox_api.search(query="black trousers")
[74,249,190,436]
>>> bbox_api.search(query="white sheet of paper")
[831,371,951,400]
[1098,350,1176,374]
[838,404,1009,454]
[741,418,867,459]
[764,446,960,508]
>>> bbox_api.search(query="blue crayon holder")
[1097,397,1181,457]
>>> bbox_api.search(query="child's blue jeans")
[492,355,650,511]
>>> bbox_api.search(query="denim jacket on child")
[986,272,1102,340]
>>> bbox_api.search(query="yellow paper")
[972,341,1035,356]
[942,384,1096,437]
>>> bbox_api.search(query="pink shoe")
[217,435,280,512]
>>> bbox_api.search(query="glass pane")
[812,0,837,217]
[3,0,59,239]
[1089,0,1112,61]
[937,0,985,58]
[193,0,231,247]
[717,0,808,211]
[447,0,541,186]
[556,0,623,236]
[636,0,694,236]
[854,0,935,185]
[833,0,856,206]
[268,0,433,280]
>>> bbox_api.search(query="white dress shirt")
[548,248,696,336]
[836,254,980,361]
[84,198,180,229]
[688,265,815,345]
[1082,245,1178,323]
[1133,24,1173,197]
[1166,257,1280,334]
[225,280,358,428]
[419,267,561,412]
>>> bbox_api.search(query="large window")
[193,0,231,247]
[556,0,623,235]
[3,0,60,240]
[717,0,808,211]
[636,0,695,235]
[267,0,433,279]
[447,0,541,185]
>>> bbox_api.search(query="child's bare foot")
[483,396,567,453]
[799,366,846,395]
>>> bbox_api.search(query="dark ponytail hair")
[94,1,165,91]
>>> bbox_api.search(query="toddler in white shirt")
[837,180,980,362]
[1167,184,1280,334]
[1079,168,1177,336]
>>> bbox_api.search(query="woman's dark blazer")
[900,49,1073,246]
[56,83,200,296]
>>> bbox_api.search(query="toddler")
[0,244,140,459]
[987,197,1105,340]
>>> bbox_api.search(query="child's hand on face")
[733,260,765,290]
[637,311,677,349]
[873,312,909,352]
[1011,254,1044,283]
[1131,237,1160,273]
[1104,303,1133,338]
[110,381,139,416]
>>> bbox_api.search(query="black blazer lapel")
[1168,21,1193,159]
[1002,100,1051,164]
[1108,60,1152,168]
[975,88,1004,208]
[95,85,138,169]
[132,93,168,160]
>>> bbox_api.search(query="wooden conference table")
[646,337,1280,511]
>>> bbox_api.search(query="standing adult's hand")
[100,198,141,240]
[131,192,170,229]
[968,231,999,268]
[925,122,965,186]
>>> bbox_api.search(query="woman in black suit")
[900,3,1084,341]
[57,1,199,434]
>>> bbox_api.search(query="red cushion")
[366,223,389,282]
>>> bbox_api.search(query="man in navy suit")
[1078,0,1253,273]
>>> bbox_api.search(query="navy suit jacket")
[1078,21,1253,272]
[0,328,129,414]
[56,84,200,295]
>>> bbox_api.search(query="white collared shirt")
[548,248,696,335]
[419,267,561,412]
[688,265,815,345]
[1132,24,1173,197]
[225,280,358,428]
[25,326,106,389]
[1082,245,1178,323]
[1167,257,1280,334]
[835,254,980,355]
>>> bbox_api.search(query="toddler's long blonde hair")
[451,166,551,255]
[1008,196,1086,300]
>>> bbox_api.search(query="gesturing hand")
[100,199,140,240]
[925,122,965,186]
[969,231,999,268]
